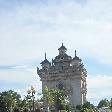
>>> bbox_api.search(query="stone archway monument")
[37,43,87,111]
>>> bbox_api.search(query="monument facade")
[37,43,87,110]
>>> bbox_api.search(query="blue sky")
[0,0,112,105]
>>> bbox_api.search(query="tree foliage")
[83,102,95,109]
[75,102,98,112]
[0,89,111,112]
[97,99,110,108]
[0,90,21,112]
[43,86,70,111]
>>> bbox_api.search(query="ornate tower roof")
[58,43,67,55]
[40,53,51,64]
[37,44,87,76]
[58,43,67,50]
[72,50,82,61]
[40,59,51,64]
[53,44,72,67]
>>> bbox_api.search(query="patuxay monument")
[37,43,87,111]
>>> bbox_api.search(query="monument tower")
[37,43,87,110]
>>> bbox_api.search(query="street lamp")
[27,86,36,112]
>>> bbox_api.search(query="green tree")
[43,86,70,112]
[110,98,112,108]
[83,102,94,109]
[76,105,82,111]
[13,107,21,112]
[0,90,21,112]
[97,99,110,108]
[0,96,7,112]
[18,99,28,111]
[23,107,29,112]
[82,102,98,112]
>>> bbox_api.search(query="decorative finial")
[45,52,46,60]
[62,43,63,46]
[52,58,53,66]
[75,50,76,57]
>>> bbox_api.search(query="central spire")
[58,43,67,55]
[75,50,76,57]
[45,52,46,60]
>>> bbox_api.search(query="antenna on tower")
[45,52,46,60]
[52,58,53,66]
[75,50,76,57]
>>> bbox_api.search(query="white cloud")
[0,65,38,84]
[16,84,42,99]
[87,75,112,105]
[0,0,112,65]
[0,0,112,105]
[0,65,42,95]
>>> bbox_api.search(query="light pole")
[27,86,36,112]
